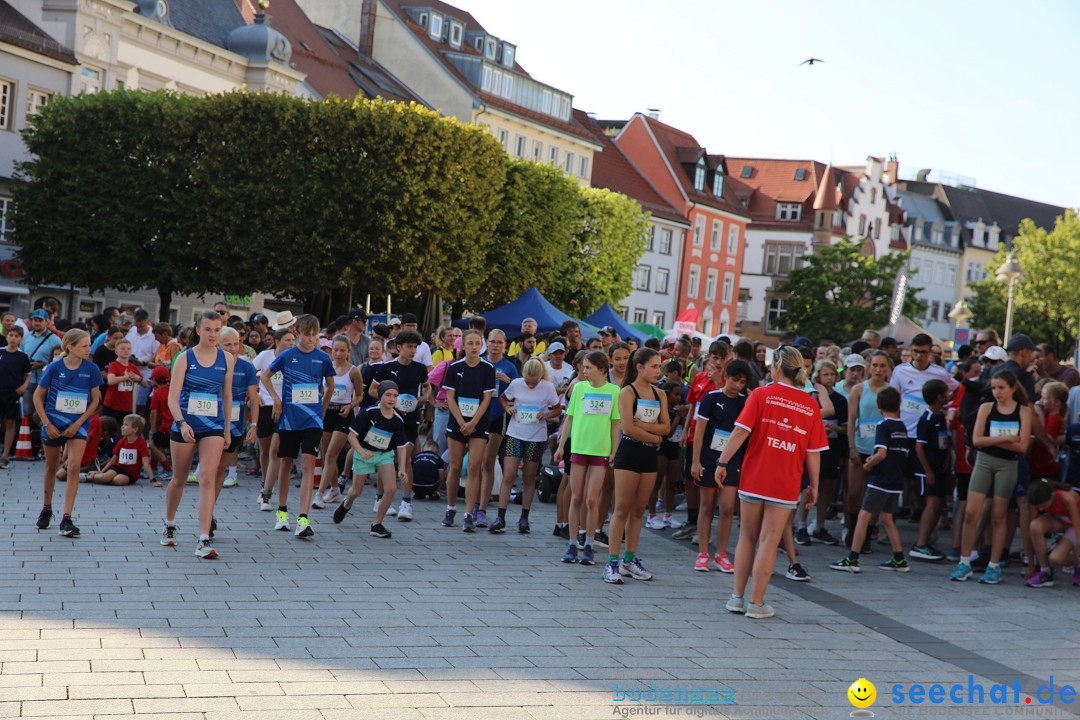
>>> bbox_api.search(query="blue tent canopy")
[583,303,641,343]
[453,287,593,335]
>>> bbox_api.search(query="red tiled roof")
[634,115,750,218]
[0,0,76,64]
[316,25,425,105]
[813,164,839,211]
[725,157,827,227]
[575,110,687,225]
[267,0,358,99]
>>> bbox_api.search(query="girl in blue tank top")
[844,351,893,549]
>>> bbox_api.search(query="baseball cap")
[844,354,866,369]
[30,309,49,320]
[794,336,813,348]
[249,313,269,325]
[881,337,902,348]
[599,326,616,336]
[1005,333,1035,352]
[547,341,566,353]
[346,308,367,321]
[389,317,402,326]
[980,345,1008,362]
[151,365,171,382]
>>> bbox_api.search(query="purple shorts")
[570,453,609,467]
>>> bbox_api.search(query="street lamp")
[948,297,973,327]
[995,252,1023,341]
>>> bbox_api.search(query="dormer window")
[449,21,463,48]
[502,43,515,68]
[794,168,807,181]
[694,159,706,192]
[712,171,724,197]
[484,37,497,60]
[429,12,443,40]
[740,166,753,179]
[474,37,483,51]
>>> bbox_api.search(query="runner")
[32,329,102,536]
[211,327,259,522]
[716,346,828,619]
[606,348,669,583]
[162,312,233,558]
[253,326,295,512]
[595,342,632,547]
[313,335,364,510]
[262,314,335,539]
[441,329,496,531]
[103,339,146,425]
[844,351,892,550]
[493,358,560,534]
[477,329,517,527]
[0,325,30,468]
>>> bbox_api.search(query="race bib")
[938,431,949,450]
[118,448,137,465]
[635,399,661,424]
[516,404,541,425]
[902,392,927,416]
[858,421,878,440]
[583,393,612,416]
[989,420,1020,438]
[397,393,418,414]
[55,391,86,414]
[187,392,218,417]
[710,428,731,452]
[670,425,683,443]
[230,404,241,423]
[331,386,350,405]
[119,381,134,392]
[457,397,480,418]
[270,371,283,392]
[291,383,318,405]
[364,426,392,450]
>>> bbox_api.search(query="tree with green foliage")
[967,210,1080,353]
[777,237,925,342]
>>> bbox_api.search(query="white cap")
[980,345,1008,362]
[389,317,401,326]
[844,354,866,369]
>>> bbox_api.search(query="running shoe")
[312,493,328,509]
[275,510,291,531]
[978,565,1003,584]
[879,558,911,572]
[557,524,569,540]
[794,528,812,546]
[552,524,563,537]
[694,553,710,572]
[909,545,945,561]
[949,561,973,582]
[323,487,342,505]
[223,474,238,488]
[830,557,861,573]
[370,523,391,539]
[811,527,839,545]
[295,516,313,538]
[195,539,218,559]
[1025,568,1054,588]
[442,508,456,527]
[474,509,488,528]
[620,558,653,580]
[160,523,177,546]
[725,595,746,614]
[36,507,52,530]
[577,531,586,549]
[646,515,667,530]
[714,552,734,573]
[517,517,530,534]
[397,501,413,522]
[386,503,397,517]
[671,524,695,540]
[603,560,623,584]
[462,514,475,533]
[946,547,961,562]
[58,517,79,537]
[785,563,811,581]
[560,544,579,563]
[333,499,351,524]
[594,530,609,548]
[187,473,198,484]
[665,513,681,528]
[0,457,10,469]
[580,544,595,566]
[745,602,775,619]
[259,491,273,511]
[489,516,506,534]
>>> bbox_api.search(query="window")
[834,210,843,227]
[484,38,497,60]
[26,88,52,116]
[429,12,443,39]
[513,135,526,159]
[694,160,705,191]
[548,145,559,166]
[564,151,575,175]
[0,196,12,242]
[634,265,651,291]
[693,217,704,247]
[740,166,753,179]
[934,262,945,285]
[497,128,509,150]
[764,243,805,276]
[794,168,808,181]
[80,65,102,94]
[776,203,802,221]
[475,37,484,51]
[531,140,543,161]
[659,228,673,255]
[632,308,647,324]
[652,311,665,328]
[722,272,734,304]
[920,261,932,284]
[858,214,867,235]
[944,303,953,321]
[705,269,717,299]
[947,264,956,287]
[449,21,463,47]
[710,220,721,251]
[501,74,513,99]
[502,44,515,68]
[481,65,492,91]
[687,265,700,297]
[967,262,985,283]
[579,156,589,179]
[712,171,724,197]
[0,80,14,129]
[541,90,552,115]
[766,298,786,333]
[873,218,881,239]
[655,268,669,294]
[727,225,739,256]
[645,226,655,252]
[930,301,941,322]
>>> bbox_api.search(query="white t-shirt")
[414,341,433,369]
[546,362,574,394]
[253,349,283,406]
[126,326,159,377]
[889,362,959,434]
[503,378,560,443]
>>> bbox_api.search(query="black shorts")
[323,406,354,434]
[0,393,20,421]
[256,405,277,439]
[403,417,420,444]
[225,434,244,454]
[171,429,224,444]
[612,438,658,474]
[658,440,680,460]
[447,427,489,444]
[862,487,901,515]
[276,427,322,459]
[917,472,947,498]
[955,473,971,502]
[695,463,739,490]
[42,434,78,448]
[113,466,138,483]
[152,431,170,450]
[102,406,129,426]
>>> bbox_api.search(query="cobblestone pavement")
[1,458,1078,719]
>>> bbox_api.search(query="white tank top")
[328,364,355,407]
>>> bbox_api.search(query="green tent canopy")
[632,322,667,340]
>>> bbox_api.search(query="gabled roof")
[0,0,76,64]
[575,110,688,226]
[266,0,358,99]
[631,115,750,218]
[317,27,426,105]
[902,179,1066,240]
[725,157,828,227]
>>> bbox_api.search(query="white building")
[896,190,962,340]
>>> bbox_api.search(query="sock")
[687,507,698,524]
[43,504,51,511]
[663,512,672,521]
[988,561,1000,570]
[521,508,530,519]
[376,493,383,501]
[199,534,209,542]
[894,551,904,562]
[227,466,237,478]
[557,522,566,529]
[850,551,860,561]
[608,554,618,564]
[497,507,507,520]
[796,519,806,530]
[403,494,412,504]
[730,593,742,600]
[961,554,972,564]
[278,506,287,513]
[568,540,576,548]
[623,551,636,564]
[807,521,818,535]
[62,513,71,522]
[447,504,455,512]
[299,513,307,521]
[165,517,175,526]
[584,537,593,547]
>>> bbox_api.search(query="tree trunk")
[451,298,464,323]
[158,284,173,323]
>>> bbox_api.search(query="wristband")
[718,461,728,468]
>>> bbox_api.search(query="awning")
[0,282,30,296]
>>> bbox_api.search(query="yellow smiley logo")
[848,678,876,709]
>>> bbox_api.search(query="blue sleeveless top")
[855,380,885,456]
[174,348,228,434]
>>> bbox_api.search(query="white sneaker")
[259,492,273,511]
[274,510,291,531]
[646,515,666,530]
[323,487,342,504]
[223,474,238,488]
[312,493,328,509]
[186,473,199,484]
[397,501,413,521]
[665,513,681,529]
[386,504,397,517]
[373,499,380,513]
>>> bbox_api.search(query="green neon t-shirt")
[566,380,621,457]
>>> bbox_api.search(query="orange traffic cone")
[14,415,34,460]
[313,456,323,484]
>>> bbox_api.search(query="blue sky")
[460,0,1079,209]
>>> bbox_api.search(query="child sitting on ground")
[84,414,151,486]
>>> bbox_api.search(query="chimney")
[885,154,899,185]
[359,0,376,57]
[236,0,257,24]
[647,108,660,120]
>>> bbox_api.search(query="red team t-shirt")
[112,435,149,478]
[1031,413,1064,480]
[104,360,138,413]
[734,382,829,503]
[149,385,174,433]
